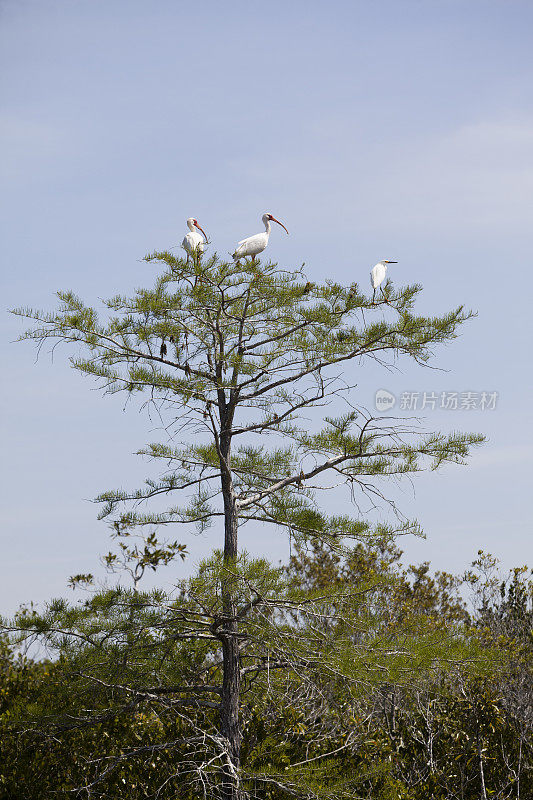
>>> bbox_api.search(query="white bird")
[370,260,397,303]
[233,213,289,261]
[182,218,208,261]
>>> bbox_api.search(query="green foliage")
[2,548,530,799]
[6,251,493,797]
[0,546,500,798]
[12,252,482,549]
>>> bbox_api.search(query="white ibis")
[232,213,289,262]
[182,218,208,261]
[370,260,397,303]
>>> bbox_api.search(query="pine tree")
[10,250,484,798]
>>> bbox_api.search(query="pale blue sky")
[1,0,532,612]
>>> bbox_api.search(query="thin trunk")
[517,736,522,799]
[219,427,241,800]
[477,732,488,800]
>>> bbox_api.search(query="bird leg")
[372,288,376,305]
[192,249,201,287]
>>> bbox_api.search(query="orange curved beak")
[270,216,289,235]
[195,222,208,242]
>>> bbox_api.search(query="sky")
[1,0,532,613]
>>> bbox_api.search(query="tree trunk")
[219,427,241,800]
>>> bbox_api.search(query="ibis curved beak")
[270,216,289,235]
[195,223,208,242]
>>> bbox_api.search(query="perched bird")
[160,339,167,358]
[370,260,397,303]
[233,213,289,262]
[182,218,208,261]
